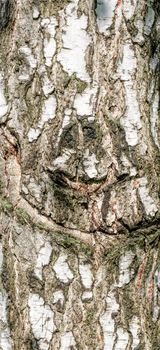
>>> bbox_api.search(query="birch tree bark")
[0,0,160,349]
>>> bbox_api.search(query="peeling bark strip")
[0,0,160,349]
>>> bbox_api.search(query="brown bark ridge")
[0,0,160,349]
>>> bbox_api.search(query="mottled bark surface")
[0,0,160,349]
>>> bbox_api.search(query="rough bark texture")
[0,0,160,349]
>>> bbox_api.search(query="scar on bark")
[46,167,129,195]
[47,167,110,194]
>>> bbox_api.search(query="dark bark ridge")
[0,0,10,29]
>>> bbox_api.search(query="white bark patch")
[33,7,40,19]
[134,19,145,44]
[28,293,55,350]
[18,73,30,82]
[83,150,98,178]
[39,95,57,127]
[118,251,134,287]
[96,0,117,34]
[82,291,93,301]
[63,116,71,130]
[151,91,160,149]
[0,292,12,350]
[42,71,55,97]
[118,42,137,80]
[57,1,90,82]
[138,177,158,217]
[28,128,40,142]
[0,73,8,120]
[60,331,76,350]
[19,46,37,69]
[56,110,71,147]
[41,17,57,67]
[34,242,52,280]
[53,148,75,168]
[122,0,137,20]
[129,316,140,349]
[53,254,74,284]
[74,86,98,117]
[27,177,43,203]
[118,42,141,146]
[144,6,155,35]
[53,290,64,306]
[100,291,119,350]
[28,95,56,142]
[79,263,93,289]
[115,328,129,350]
[124,96,140,144]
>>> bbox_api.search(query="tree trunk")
[0,0,160,349]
